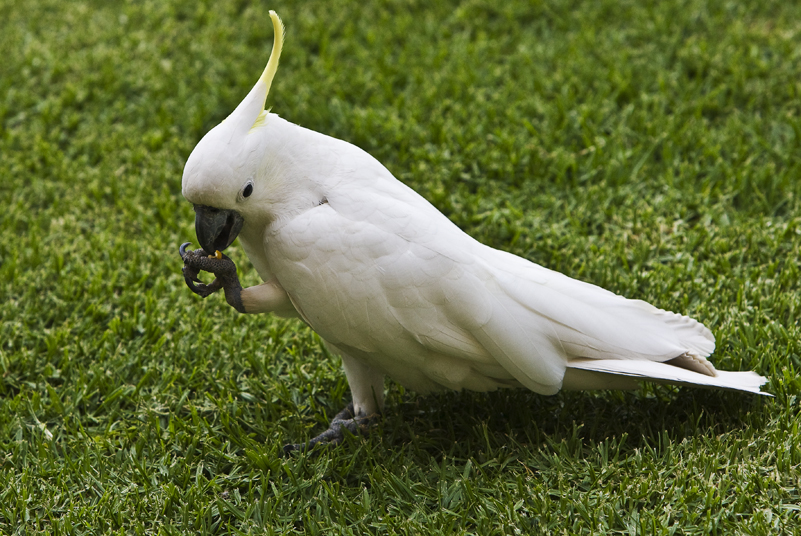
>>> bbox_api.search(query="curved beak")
[194,205,244,255]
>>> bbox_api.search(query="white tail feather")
[565,358,770,395]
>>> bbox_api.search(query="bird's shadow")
[375,385,770,460]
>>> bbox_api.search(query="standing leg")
[283,346,385,454]
[340,351,385,417]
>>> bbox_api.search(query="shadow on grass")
[374,385,770,459]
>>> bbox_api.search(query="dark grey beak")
[194,205,244,255]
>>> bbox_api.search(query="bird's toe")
[283,403,379,455]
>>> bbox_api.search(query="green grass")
[1,0,800,533]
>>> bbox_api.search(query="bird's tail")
[563,356,770,395]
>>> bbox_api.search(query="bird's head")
[181,11,285,255]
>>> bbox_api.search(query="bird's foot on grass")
[179,242,245,312]
[283,403,379,455]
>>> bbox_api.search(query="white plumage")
[181,12,768,423]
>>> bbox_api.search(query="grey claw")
[283,403,378,456]
[178,241,241,309]
[184,275,202,294]
[184,275,222,298]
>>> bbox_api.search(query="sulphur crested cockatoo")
[179,11,768,449]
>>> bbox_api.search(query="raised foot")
[283,403,379,455]
[178,243,245,312]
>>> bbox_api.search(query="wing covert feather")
[265,166,720,394]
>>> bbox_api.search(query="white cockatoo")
[180,12,768,449]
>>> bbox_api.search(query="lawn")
[1,0,800,533]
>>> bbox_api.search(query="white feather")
[181,13,769,415]
[564,359,768,395]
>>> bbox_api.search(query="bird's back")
[258,129,719,395]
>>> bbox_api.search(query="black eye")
[243,183,253,198]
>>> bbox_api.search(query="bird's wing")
[266,176,524,392]
[265,163,726,395]
[482,247,716,362]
